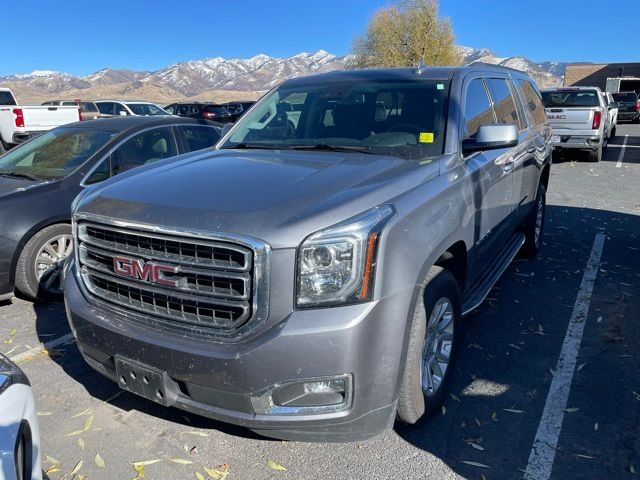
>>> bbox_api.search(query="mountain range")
[0,47,565,105]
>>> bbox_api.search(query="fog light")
[250,375,352,415]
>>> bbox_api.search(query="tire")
[397,266,462,424]
[587,144,602,162]
[521,184,546,258]
[15,224,73,302]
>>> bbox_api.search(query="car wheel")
[397,266,462,424]
[521,184,546,258]
[587,144,602,162]
[15,224,73,302]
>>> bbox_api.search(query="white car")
[95,100,170,118]
[0,354,41,480]
[601,91,618,140]
[0,89,80,155]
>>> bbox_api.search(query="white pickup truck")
[541,87,614,162]
[0,88,81,154]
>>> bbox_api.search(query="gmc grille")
[75,218,268,338]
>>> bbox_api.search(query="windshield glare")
[0,128,116,180]
[127,103,168,116]
[221,80,449,159]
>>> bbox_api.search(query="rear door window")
[177,105,190,116]
[486,78,523,129]
[96,102,115,115]
[463,78,495,139]
[517,80,547,126]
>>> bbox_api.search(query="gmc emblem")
[113,256,179,287]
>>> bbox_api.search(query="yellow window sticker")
[419,132,434,144]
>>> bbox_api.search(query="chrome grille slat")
[78,224,251,271]
[74,218,267,338]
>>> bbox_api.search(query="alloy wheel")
[34,234,73,295]
[421,297,455,397]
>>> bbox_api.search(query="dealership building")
[564,62,640,90]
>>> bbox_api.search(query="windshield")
[542,90,600,108]
[221,79,449,160]
[126,103,168,116]
[612,92,638,102]
[0,127,116,180]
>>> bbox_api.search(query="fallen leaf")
[630,465,635,474]
[132,459,163,467]
[461,460,490,468]
[170,458,195,465]
[470,443,485,451]
[268,459,287,471]
[133,463,146,479]
[83,415,94,432]
[573,454,596,459]
[450,393,460,402]
[78,438,85,450]
[189,446,198,455]
[475,418,482,427]
[4,346,16,355]
[564,407,580,413]
[441,405,446,416]
[10,328,16,337]
[45,454,60,465]
[195,473,206,480]
[37,411,53,416]
[577,363,587,371]
[503,408,523,413]
[594,422,599,431]
[45,465,61,474]
[71,408,93,418]
[491,412,498,421]
[70,460,83,476]
[95,453,106,468]
[202,464,230,480]
[66,429,84,437]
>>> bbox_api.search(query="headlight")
[0,353,29,394]
[296,205,395,307]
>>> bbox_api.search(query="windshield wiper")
[290,143,378,155]
[223,142,288,150]
[0,171,42,181]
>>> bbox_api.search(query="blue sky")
[5,0,640,76]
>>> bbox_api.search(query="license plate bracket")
[115,356,170,406]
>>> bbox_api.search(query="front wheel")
[15,224,73,302]
[397,266,462,424]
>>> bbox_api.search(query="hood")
[77,149,439,248]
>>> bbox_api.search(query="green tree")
[349,0,462,69]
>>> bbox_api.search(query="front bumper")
[64,264,412,442]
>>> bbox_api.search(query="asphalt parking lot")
[1,124,639,480]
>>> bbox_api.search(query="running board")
[462,232,525,316]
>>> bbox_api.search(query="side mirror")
[462,124,519,154]
[609,101,618,109]
[119,110,128,116]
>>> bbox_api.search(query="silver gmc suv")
[63,64,552,442]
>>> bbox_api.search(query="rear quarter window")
[181,125,221,151]
[0,91,17,105]
[517,80,547,126]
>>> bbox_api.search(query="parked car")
[95,100,169,118]
[222,101,256,121]
[41,100,101,121]
[0,116,221,303]
[0,88,80,155]
[164,103,234,123]
[0,353,42,480]
[611,91,640,123]
[64,65,552,442]
[541,87,611,162]
[600,91,618,139]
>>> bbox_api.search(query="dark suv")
[222,101,256,122]
[164,103,233,123]
[611,91,640,123]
